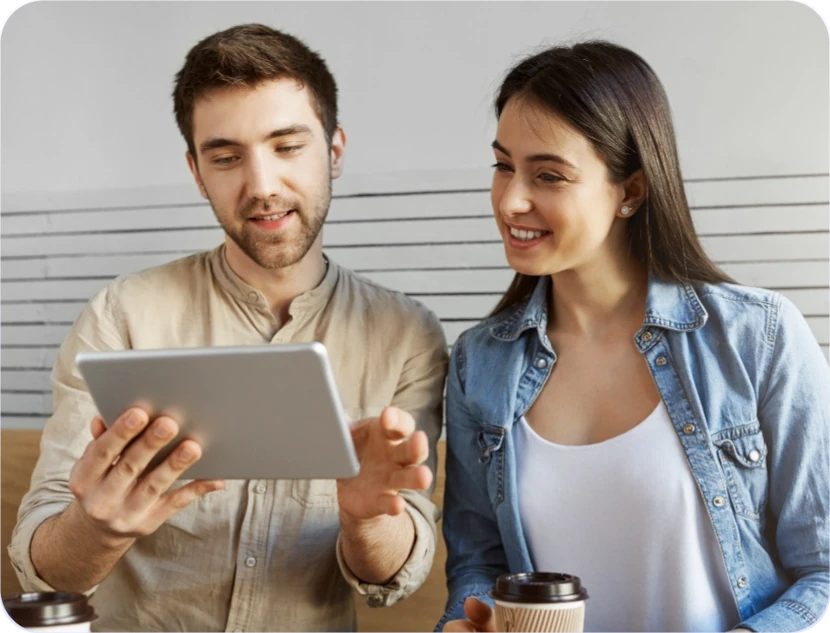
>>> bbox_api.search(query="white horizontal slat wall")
[2,173,828,428]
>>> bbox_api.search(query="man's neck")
[224,236,328,324]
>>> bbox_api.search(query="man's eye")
[491,162,513,173]
[277,145,303,154]
[212,156,238,166]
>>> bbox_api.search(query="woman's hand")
[443,596,497,632]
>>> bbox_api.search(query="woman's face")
[491,99,629,278]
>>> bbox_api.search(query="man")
[9,24,448,632]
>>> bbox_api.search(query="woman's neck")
[548,255,649,340]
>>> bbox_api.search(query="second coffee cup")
[491,572,589,632]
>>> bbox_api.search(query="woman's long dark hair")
[490,41,734,316]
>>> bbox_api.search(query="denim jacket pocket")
[478,426,506,506]
[712,424,769,520]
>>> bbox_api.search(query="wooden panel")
[4,261,825,305]
[685,175,829,207]
[2,195,828,239]
[1,429,42,594]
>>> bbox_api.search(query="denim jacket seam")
[778,599,818,624]
[711,420,762,442]
[758,299,783,411]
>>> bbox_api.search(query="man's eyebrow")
[199,125,314,154]
[492,139,577,170]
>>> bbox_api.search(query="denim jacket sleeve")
[738,296,830,632]
[435,336,505,631]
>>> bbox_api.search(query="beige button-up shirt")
[10,246,448,632]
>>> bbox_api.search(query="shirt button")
[368,594,384,606]
[245,556,257,568]
[536,358,547,369]
[737,577,747,589]
[683,424,696,435]
[256,482,267,494]
[713,495,725,508]
[642,332,653,342]
[748,449,761,463]
[655,356,667,366]
[248,291,258,301]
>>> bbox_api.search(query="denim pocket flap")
[713,429,767,469]
[477,426,506,464]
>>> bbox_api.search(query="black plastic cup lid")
[491,572,589,604]
[2,592,97,627]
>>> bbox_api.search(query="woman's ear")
[618,169,647,218]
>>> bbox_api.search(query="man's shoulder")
[105,251,213,297]
[333,264,444,336]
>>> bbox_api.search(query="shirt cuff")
[8,504,65,593]
[336,500,436,608]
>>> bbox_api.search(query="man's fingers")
[90,416,107,440]
[391,430,429,466]
[154,478,225,524]
[130,438,202,503]
[75,407,151,484]
[389,465,433,492]
[377,492,406,516]
[463,597,496,631]
[99,416,180,496]
[443,620,478,633]
[379,406,415,441]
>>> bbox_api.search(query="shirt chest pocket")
[290,406,380,509]
[712,424,769,520]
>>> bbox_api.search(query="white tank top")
[516,402,740,632]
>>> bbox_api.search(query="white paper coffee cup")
[491,572,589,632]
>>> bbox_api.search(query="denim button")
[748,449,761,463]
[655,356,667,366]
[536,358,547,369]
[683,424,696,435]
[713,496,725,508]
[256,482,267,494]
[245,556,257,568]
[737,577,747,589]
[642,332,653,342]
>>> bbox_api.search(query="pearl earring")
[621,206,632,216]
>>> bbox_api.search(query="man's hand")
[336,406,432,520]
[444,597,497,632]
[68,406,225,546]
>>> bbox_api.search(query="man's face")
[187,78,345,270]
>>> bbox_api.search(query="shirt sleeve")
[335,301,448,607]
[8,283,129,593]
[737,295,830,631]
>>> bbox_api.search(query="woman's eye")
[491,162,513,173]
[539,173,563,183]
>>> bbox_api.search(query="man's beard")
[208,181,331,270]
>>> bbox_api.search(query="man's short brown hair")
[173,23,338,158]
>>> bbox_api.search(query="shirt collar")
[489,273,708,343]
[209,244,339,314]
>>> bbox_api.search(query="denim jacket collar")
[489,274,709,344]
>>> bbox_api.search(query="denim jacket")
[438,276,829,632]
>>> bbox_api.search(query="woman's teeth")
[509,227,547,241]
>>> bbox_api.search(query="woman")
[438,41,828,632]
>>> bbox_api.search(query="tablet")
[75,342,360,480]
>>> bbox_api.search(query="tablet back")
[76,342,359,480]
